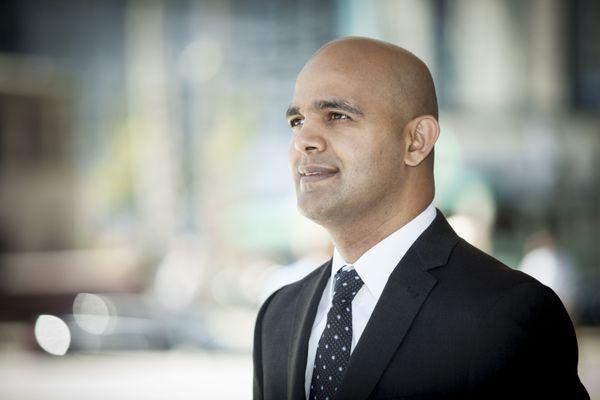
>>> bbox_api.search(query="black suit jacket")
[253,210,589,399]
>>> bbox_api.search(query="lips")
[298,164,339,183]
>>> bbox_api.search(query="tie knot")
[332,267,364,304]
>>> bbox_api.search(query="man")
[253,37,589,399]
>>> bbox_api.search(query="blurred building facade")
[0,0,598,346]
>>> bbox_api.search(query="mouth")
[298,164,339,183]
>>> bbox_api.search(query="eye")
[289,117,304,128]
[329,112,350,121]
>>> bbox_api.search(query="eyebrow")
[285,98,365,118]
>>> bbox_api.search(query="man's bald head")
[298,37,438,123]
[288,37,440,250]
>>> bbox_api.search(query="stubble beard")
[296,191,345,226]
[296,172,403,235]
[295,180,383,229]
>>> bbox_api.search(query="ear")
[404,115,440,167]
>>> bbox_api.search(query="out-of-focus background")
[0,0,598,398]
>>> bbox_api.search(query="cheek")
[341,143,381,182]
[348,138,403,181]
[343,132,388,164]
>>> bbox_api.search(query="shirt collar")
[330,202,437,301]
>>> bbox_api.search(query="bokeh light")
[72,293,115,335]
[34,315,71,356]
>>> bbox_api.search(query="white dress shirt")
[304,202,437,398]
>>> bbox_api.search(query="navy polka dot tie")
[309,267,364,400]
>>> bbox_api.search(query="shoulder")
[451,238,532,283]
[430,237,575,332]
[447,239,576,356]
[418,211,542,302]
[435,235,576,338]
[255,260,330,324]
[449,242,584,396]
[442,238,547,302]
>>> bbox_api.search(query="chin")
[297,197,342,226]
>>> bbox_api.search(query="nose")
[292,121,326,155]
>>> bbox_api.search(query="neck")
[326,189,433,264]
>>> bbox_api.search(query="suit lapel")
[336,209,459,400]
[287,260,331,400]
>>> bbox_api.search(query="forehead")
[291,61,394,113]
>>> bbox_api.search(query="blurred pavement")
[1,328,599,399]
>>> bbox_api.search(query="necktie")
[309,267,364,400]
